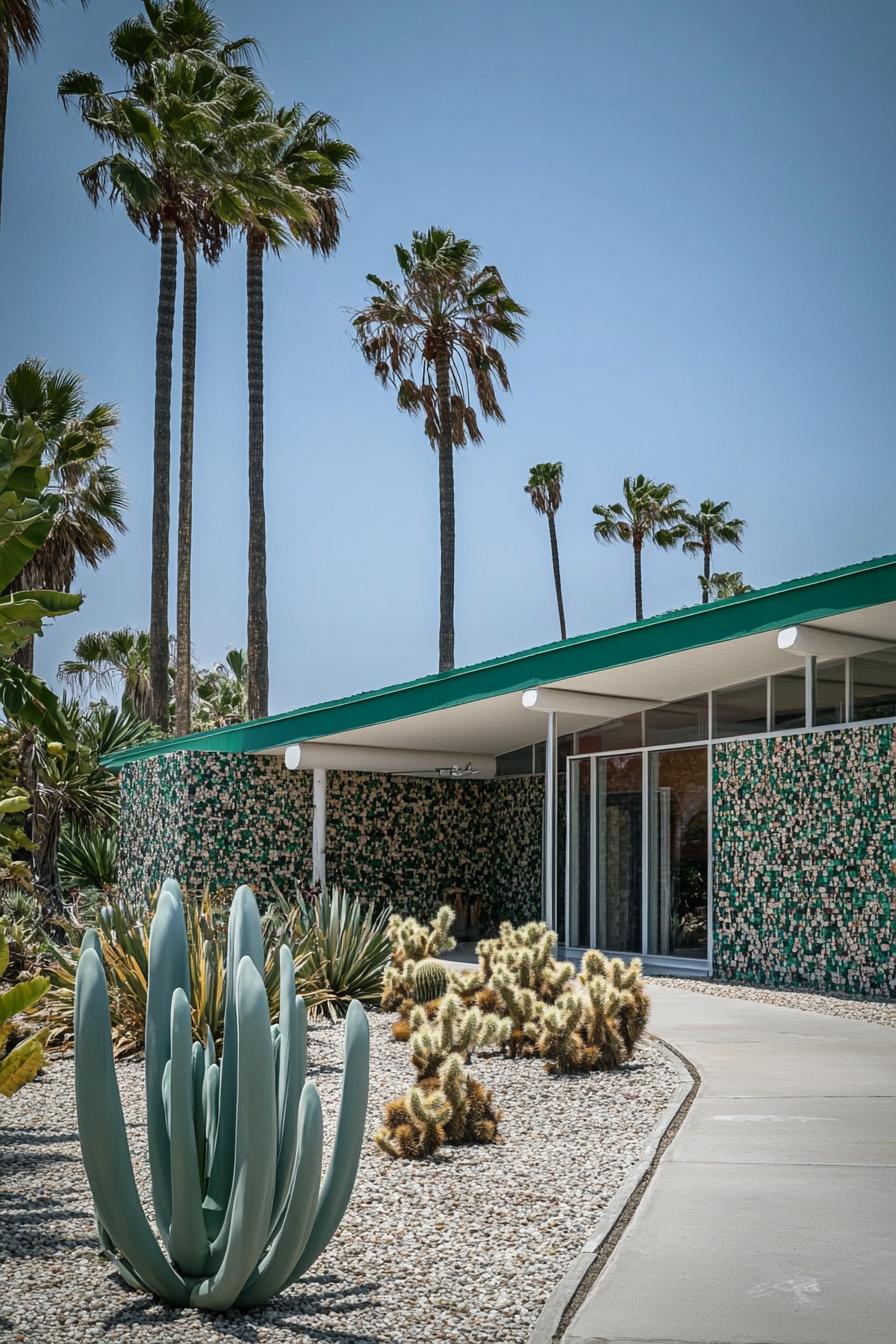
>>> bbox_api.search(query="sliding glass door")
[566,745,708,965]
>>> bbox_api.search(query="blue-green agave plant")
[73,879,370,1310]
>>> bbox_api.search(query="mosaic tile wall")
[119,751,544,926]
[713,724,895,997]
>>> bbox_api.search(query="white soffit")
[272,600,896,760]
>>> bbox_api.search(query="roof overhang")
[102,553,896,772]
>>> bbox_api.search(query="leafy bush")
[0,923,50,1095]
[58,824,117,891]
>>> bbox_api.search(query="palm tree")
[0,1,87,226]
[699,570,752,601]
[58,628,156,719]
[593,474,688,621]
[682,498,746,603]
[193,647,247,728]
[220,103,357,718]
[59,50,243,731]
[354,228,527,671]
[525,462,567,639]
[106,2,260,735]
[1,359,126,671]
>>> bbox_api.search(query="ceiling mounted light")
[435,762,478,778]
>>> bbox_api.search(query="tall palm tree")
[525,462,566,639]
[1,358,126,671]
[58,628,155,719]
[682,498,746,603]
[221,103,356,718]
[193,646,247,728]
[107,1,260,735]
[593,474,688,621]
[0,1,88,226]
[699,570,752,601]
[354,228,527,671]
[59,49,243,730]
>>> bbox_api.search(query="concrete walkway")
[564,985,896,1344]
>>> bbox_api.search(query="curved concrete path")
[564,984,896,1344]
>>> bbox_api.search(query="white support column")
[543,710,558,929]
[312,767,327,890]
[805,655,816,729]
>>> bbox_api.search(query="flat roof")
[102,551,896,770]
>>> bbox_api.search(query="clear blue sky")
[2,0,894,712]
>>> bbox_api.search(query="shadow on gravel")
[99,1275,386,1342]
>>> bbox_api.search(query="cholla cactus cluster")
[380,906,456,1013]
[455,921,650,1076]
[376,993,505,1160]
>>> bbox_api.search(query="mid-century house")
[106,553,896,998]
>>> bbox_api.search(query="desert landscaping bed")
[648,976,895,1028]
[2,1009,679,1344]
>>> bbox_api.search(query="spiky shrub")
[387,905,456,968]
[0,924,50,1096]
[290,885,393,1021]
[408,992,508,1080]
[490,966,542,1059]
[538,953,650,1074]
[483,920,574,1003]
[375,1082,451,1159]
[73,880,370,1310]
[410,956,448,1004]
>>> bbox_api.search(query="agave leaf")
[168,989,208,1277]
[145,883,190,1249]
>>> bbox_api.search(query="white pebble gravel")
[648,976,895,1027]
[1,1009,678,1344]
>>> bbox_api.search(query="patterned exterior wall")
[713,724,895,997]
[119,751,543,926]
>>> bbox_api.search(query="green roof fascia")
[102,550,896,771]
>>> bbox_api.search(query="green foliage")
[411,956,447,1005]
[58,824,117,891]
[0,923,50,1096]
[73,880,370,1308]
[288,884,393,1021]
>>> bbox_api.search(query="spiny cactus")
[537,953,650,1074]
[410,957,448,1005]
[408,992,508,1080]
[375,1083,451,1159]
[387,906,456,969]
[491,966,541,1059]
[437,1052,501,1145]
[73,880,370,1310]
[479,920,574,1003]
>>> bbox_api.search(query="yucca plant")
[0,923,50,1095]
[74,880,369,1309]
[58,824,118,891]
[290,885,392,1020]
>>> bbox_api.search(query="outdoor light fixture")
[777,625,885,659]
[434,762,478,778]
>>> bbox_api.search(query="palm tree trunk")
[547,510,566,639]
[33,798,64,919]
[434,346,455,672]
[702,542,711,603]
[246,231,268,719]
[175,241,197,736]
[149,216,178,730]
[0,38,8,229]
[634,541,643,621]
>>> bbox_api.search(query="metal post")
[805,655,816,729]
[543,711,557,928]
[312,767,327,889]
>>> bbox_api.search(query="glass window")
[713,678,768,739]
[852,648,896,721]
[577,712,643,754]
[772,668,805,731]
[557,733,573,775]
[815,659,846,727]
[648,747,708,959]
[496,745,533,777]
[596,753,643,952]
[645,694,709,746]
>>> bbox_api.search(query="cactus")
[491,966,541,1058]
[375,1082,451,1159]
[410,957,448,1004]
[408,992,508,1080]
[386,906,456,969]
[0,924,50,1097]
[478,920,574,1002]
[537,953,650,1074]
[73,880,370,1311]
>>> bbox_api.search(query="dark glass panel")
[852,649,896,722]
[577,712,643,754]
[648,747,708,958]
[814,659,846,727]
[713,678,767,739]
[496,745,533,777]
[596,752,642,953]
[772,668,805,731]
[645,694,709,746]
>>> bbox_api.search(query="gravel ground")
[647,976,895,1027]
[1,1010,678,1344]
